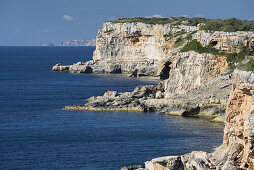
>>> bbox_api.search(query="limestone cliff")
[53,22,198,76]
[141,70,254,170]
[217,70,254,168]
[194,31,254,53]
[93,22,197,62]
[164,52,228,96]
[53,20,253,82]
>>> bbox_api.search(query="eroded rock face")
[164,51,228,97]
[220,70,254,168]
[90,22,198,75]
[143,70,254,170]
[94,22,198,62]
[194,31,254,53]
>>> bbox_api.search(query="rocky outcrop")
[52,63,70,71]
[194,31,254,53]
[142,70,254,170]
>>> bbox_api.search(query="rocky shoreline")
[52,18,254,169]
[65,73,232,122]
[122,70,254,170]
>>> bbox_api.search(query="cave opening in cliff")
[160,61,171,80]
[211,40,218,46]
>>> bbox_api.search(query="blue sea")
[0,46,224,170]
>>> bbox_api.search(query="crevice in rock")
[160,61,171,80]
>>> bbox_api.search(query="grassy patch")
[104,29,115,34]
[111,17,254,32]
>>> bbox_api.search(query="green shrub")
[104,29,114,34]
[186,33,192,41]
[174,29,186,37]
[180,39,222,55]
[174,37,184,47]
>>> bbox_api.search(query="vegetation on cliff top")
[200,18,254,32]
[112,17,208,26]
[181,40,254,72]
[112,17,254,32]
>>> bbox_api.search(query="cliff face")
[164,52,228,96]
[220,70,254,168]
[142,70,254,170]
[53,21,253,80]
[93,22,197,61]
[90,22,197,75]
[194,31,254,53]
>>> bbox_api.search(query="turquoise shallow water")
[0,46,224,170]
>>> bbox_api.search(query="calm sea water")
[0,46,224,170]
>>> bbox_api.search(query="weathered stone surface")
[69,62,93,73]
[145,156,183,170]
[218,70,254,169]
[164,51,228,97]
[194,31,254,53]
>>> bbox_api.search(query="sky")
[0,0,254,46]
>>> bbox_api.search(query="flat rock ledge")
[65,75,232,123]
[65,105,144,112]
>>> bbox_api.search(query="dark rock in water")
[52,63,70,71]
[80,66,93,73]
[127,69,138,77]
[109,65,122,73]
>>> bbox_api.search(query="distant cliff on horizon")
[42,39,96,47]
[59,39,96,46]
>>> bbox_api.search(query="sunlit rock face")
[220,70,254,169]
[91,22,197,75]
[164,51,228,97]
[194,31,254,53]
